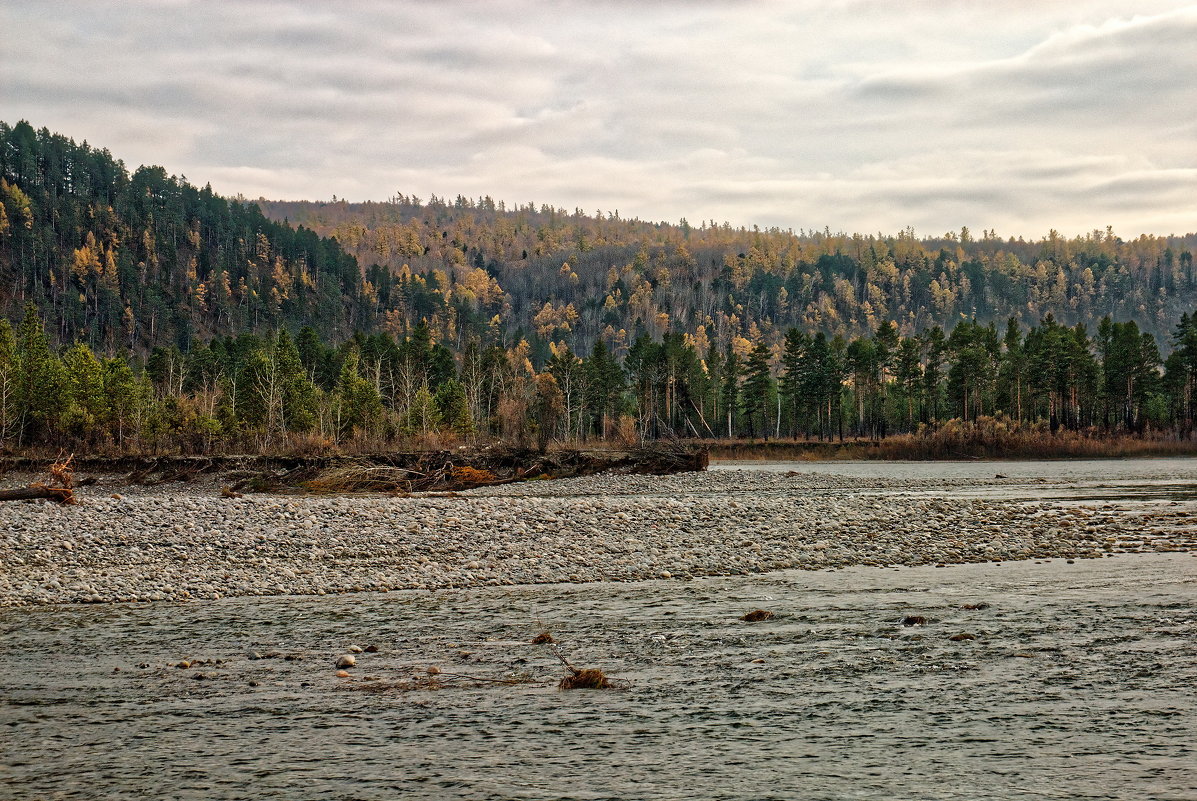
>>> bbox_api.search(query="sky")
[3,1,1195,238]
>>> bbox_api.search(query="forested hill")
[260,196,1197,363]
[3,119,1196,363]
[0,121,366,350]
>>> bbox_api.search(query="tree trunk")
[0,486,73,503]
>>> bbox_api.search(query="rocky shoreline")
[1,469,1194,606]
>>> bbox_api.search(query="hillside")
[0,121,365,350]
[3,119,1195,365]
[259,196,1197,364]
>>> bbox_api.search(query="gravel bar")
[2,470,1194,606]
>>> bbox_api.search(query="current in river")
[1,460,1195,800]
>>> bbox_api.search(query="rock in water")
[335,654,356,668]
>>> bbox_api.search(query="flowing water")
[1,460,1195,800]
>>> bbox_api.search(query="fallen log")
[0,485,74,503]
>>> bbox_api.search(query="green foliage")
[434,378,473,436]
[15,304,66,442]
[404,384,440,436]
[334,347,382,439]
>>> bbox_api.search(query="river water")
[2,461,1195,800]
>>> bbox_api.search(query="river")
[1,460,1194,800]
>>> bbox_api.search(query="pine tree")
[893,337,922,430]
[780,328,808,437]
[405,384,440,436]
[741,341,774,438]
[720,346,740,437]
[276,329,317,432]
[584,339,625,439]
[334,347,383,439]
[61,341,108,442]
[435,378,474,437]
[15,304,66,444]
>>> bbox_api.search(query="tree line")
[3,303,1195,454]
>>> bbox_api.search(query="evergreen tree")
[434,378,474,436]
[334,347,383,439]
[15,304,66,444]
[780,328,808,437]
[276,329,317,433]
[720,345,740,437]
[61,341,108,442]
[741,341,774,438]
[893,337,923,430]
[405,384,440,436]
[584,339,625,439]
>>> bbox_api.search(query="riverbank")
[706,432,1197,461]
[2,469,1194,606]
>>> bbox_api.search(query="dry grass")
[303,464,424,494]
[707,418,1197,461]
[449,465,498,486]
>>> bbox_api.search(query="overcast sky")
[3,1,1194,237]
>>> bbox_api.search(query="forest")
[2,120,1197,455]
[3,302,1197,455]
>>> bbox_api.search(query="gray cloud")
[1,1,1193,237]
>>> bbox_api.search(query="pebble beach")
[2,467,1194,606]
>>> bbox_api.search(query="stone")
[347,645,364,653]
[949,633,977,641]
[336,670,350,678]
[335,654,356,668]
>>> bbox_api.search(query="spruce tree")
[276,329,316,432]
[741,341,774,438]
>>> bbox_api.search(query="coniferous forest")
[3,120,1197,455]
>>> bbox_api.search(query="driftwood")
[235,444,708,496]
[0,485,74,503]
[0,453,77,504]
[0,444,708,499]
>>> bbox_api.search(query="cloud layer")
[3,1,1194,236]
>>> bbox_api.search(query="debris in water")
[559,668,611,690]
[740,609,775,622]
[531,631,555,644]
[551,644,614,690]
